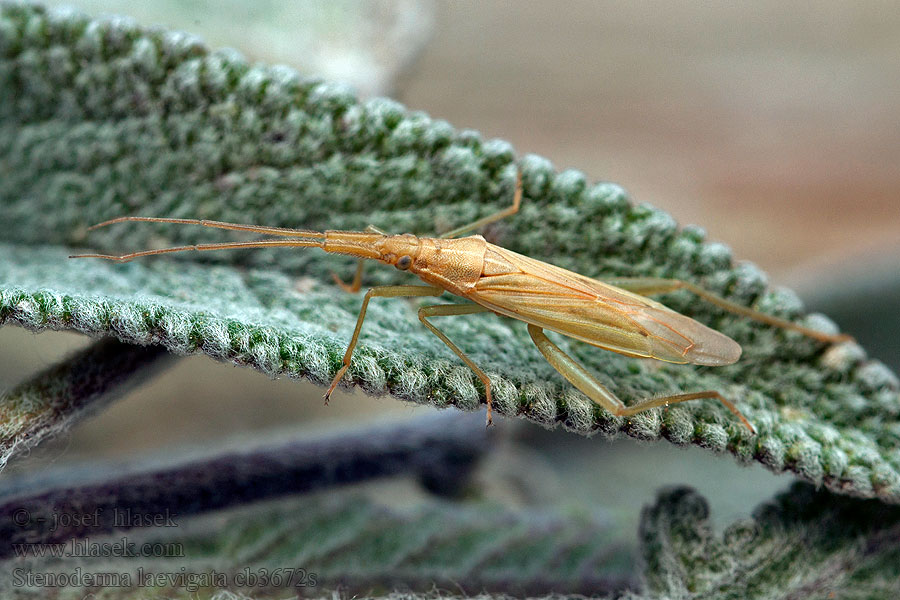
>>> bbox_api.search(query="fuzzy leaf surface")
[1,3,899,504]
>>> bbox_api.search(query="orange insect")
[70,170,851,433]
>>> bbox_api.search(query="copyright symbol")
[12,508,30,527]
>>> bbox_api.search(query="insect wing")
[469,246,740,366]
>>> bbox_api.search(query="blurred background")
[3,0,899,535]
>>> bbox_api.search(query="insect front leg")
[325,285,443,400]
[331,258,366,293]
[417,304,495,426]
[526,324,756,434]
[604,277,853,344]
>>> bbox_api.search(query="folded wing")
[469,245,741,366]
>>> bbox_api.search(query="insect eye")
[396,255,412,270]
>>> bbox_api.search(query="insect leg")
[331,259,366,293]
[603,277,853,344]
[325,285,443,401]
[527,323,756,433]
[330,225,387,292]
[440,169,522,239]
[417,304,495,425]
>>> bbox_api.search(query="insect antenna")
[69,239,327,262]
[70,216,328,262]
[86,216,325,238]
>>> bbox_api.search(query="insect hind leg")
[526,323,756,434]
[603,277,853,344]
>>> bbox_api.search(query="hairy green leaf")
[0,337,170,469]
[2,493,632,598]
[1,3,899,507]
[0,413,632,598]
[638,483,900,599]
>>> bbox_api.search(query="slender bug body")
[369,232,741,365]
[71,171,851,433]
